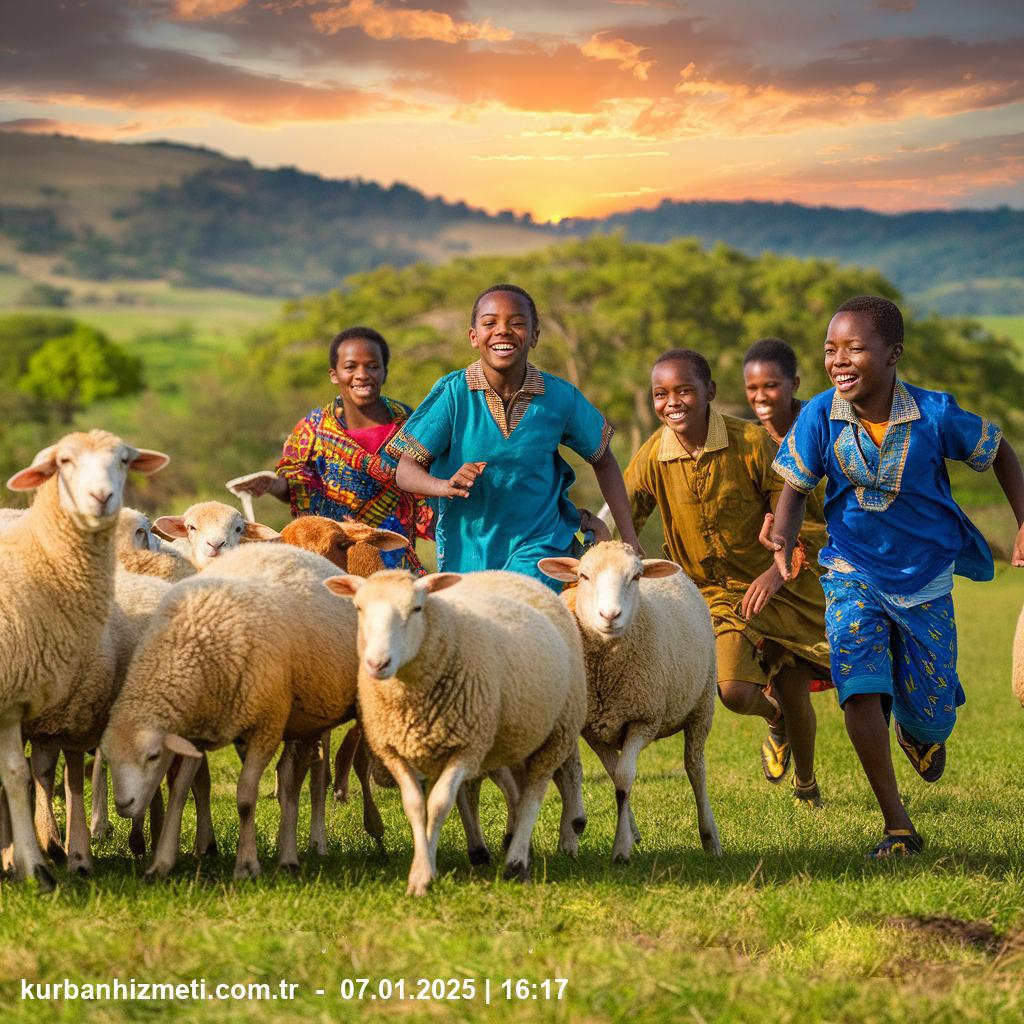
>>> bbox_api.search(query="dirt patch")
[885,916,1003,954]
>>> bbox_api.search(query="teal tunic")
[386,361,612,588]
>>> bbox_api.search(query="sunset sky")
[1,0,1022,222]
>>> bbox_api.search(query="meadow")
[1,569,1022,1024]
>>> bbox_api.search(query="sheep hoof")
[143,863,171,882]
[277,861,300,875]
[129,833,147,857]
[233,860,261,880]
[90,821,109,842]
[308,841,329,857]
[33,863,57,892]
[501,832,513,853]
[572,815,587,836]
[333,787,349,805]
[612,850,632,865]
[502,860,530,883]
[196,837,218,857]
[45,840,67,865]
[468,845,491,867]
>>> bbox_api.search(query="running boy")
[769,295,1024,857]
[625,348,831,805]
[388,284,642,589]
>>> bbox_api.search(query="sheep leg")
[148,785,165,850]
[608,725,652,864]
[333,724,361,803]
[63,750,93,876]
[90,750,109,841]
[683,704,721,856]
[146,754,201,879]
[308,729,330,855]
[384,756,432,896]
[1,785,14,875]
[489,766,520,852]
[192,755,217,856]
[29,742,65,863]
[503,774,550,883]
[235,747,275,880]
[353,739,385,851]
[456,778,490,866]
[423,759,471,882]
[587,736,642,846]
[275,740,315,871]
[552,743,586,858]
[0,719,55,890]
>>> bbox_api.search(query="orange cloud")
[581,32,656,81]
[172,0,248,18]
[311,0,513,43]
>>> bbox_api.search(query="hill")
[0,132,1020,312]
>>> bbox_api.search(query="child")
[769,295,1024,857]
[625,348,831,805]
[388,284,642,589]
[235,326,432,572]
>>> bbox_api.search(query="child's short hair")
[328,326,390,370]
[835,295,904,348]
[471,284,539,330]
[653,348,712,386]
[743,337,797,380]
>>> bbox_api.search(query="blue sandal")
[867,827,924,859]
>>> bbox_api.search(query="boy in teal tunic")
[768,295,1024,858]
[388,284,642,588]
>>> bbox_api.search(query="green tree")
[18,325,145,424]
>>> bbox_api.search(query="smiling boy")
[769,295,1024,857]
[624,349,831,804]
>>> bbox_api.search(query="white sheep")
[324,569,587,897]
[153,500,278,568]
[540,541,721,863]
[116,507,195,582]
[0,430,167,888]
[1013,602,1024,709]
[101,543,368,879]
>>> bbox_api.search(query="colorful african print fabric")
[276,395,433,572]
[822,569,964,743]
[773,381,1002,597]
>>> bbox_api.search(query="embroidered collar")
[657,406,729,461]
[829,379,920,426]
[465,360,545,396]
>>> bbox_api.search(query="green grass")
[3,572,1024,1022]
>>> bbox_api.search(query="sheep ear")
[163,734,202,759]
[129,449,170,475]
[6,446,58,491]
[363,527,410,552]
[325,575,362,597]
[152,515,187,540]
[538,557,580,583]
[641,559,681,579]
[418,572,461,594]
[336,521,377,543]
[243,522,280,541]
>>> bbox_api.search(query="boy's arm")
[762,483,809,580]
[395,455,484,500]
[992,438,1024,566]
[592,448,643,556]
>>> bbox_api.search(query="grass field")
[2,570,1022,1023]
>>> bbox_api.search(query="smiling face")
[469,290,537,382]
[651,358,716,447]
[329,336,386,410]
[743,360,799,439]
[825,311,902,419]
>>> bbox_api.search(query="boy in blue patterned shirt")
[769,295,1024,858]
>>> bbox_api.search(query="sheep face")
[102,725,202,818]
[153,502,279,567]
[117,508,156,552]
[325,570,461,679]
[7,431,169,531]
[280,516,408,573]
[539,541,681,640]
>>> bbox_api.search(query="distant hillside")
[558,201,1024,315]
[1,132,1020,312]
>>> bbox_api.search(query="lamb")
[153,500,278,568]
[540,541,721,863]
[324,569,587,896]
[101,542,369,879]
[1013,602,1024,708]
[116,507,195,582]
[0,430,167,887]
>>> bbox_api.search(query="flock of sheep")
[4,429,1018,897]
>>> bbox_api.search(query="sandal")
[760,722,791,783]
[895,722,946,783]
[793,774,822,808]
[866,827,924,859]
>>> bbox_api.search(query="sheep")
[0,430,167,888]
[0,507,26,531]
[323,569,587,896]
[116,507,195,582]
[101,543,369,879]
[539,541,721,863]
[152,500,278,568]
[1013,602,1024,709]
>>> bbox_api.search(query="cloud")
[597,185,672,198]
[0,117,172,139]
[310,0,513,43]
[172,0,249,19]
[581,32,656,81]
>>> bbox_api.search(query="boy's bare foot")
[894,722,946,782]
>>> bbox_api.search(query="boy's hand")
[1013,523,1024,567]
[742,565,784,619]
[442,461,486,499]
[758,512,777,551]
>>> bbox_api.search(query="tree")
[18,325,145,424]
